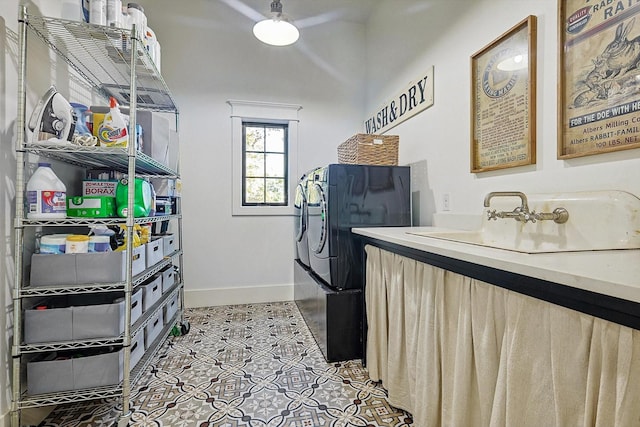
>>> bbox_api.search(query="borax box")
[83,180,117,197]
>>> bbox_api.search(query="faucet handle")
[487,209,498,220]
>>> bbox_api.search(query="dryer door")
[307,182,328,255]
[294,183,306,243]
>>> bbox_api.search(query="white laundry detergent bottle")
[26,162,67,219]
[98,97,129,147]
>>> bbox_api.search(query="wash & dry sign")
[364,66,434,134]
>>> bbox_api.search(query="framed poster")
[559,1,640,158]
[471,16,537,173]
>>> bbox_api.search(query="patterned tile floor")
[40,302,413,427]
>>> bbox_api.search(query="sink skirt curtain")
[364,245,640,427]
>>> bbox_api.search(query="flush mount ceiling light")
[253,0,299,46]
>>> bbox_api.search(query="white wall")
[366,0,640,226]
[141,1,368,306]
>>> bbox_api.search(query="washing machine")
[293,169,317,268]
[306,164,411,290]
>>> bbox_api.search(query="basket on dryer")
[337,133,399,166]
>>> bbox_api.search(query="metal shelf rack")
[11,6,186,427]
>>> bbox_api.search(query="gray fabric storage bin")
[76,246,146,283]
[27,349,122,394]
[30,254,76,286]
[145,238,164,268]
[73,300,123,340]
[160,266,175,293]
[31,247,146,286]
[24,303,73,343]
[73,350,123,390]
[25,290,144,343]
[71,289,143,339]
[27,356,73,395]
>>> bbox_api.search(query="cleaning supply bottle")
[98,97,128,147]
[115,178,152,217]
[26,162,67,219]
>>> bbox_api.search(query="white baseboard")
[184,284,293,308]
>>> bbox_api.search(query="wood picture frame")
[558,1,640,159]
[470,16,537,173]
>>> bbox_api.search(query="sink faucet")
[484,191,529,212]
[484,191,569,224]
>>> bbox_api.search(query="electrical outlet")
[443,193,451,211]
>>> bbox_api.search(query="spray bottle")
[98,97,129,147]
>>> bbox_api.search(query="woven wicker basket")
[337,134,399,165]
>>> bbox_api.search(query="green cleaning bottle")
[115,178,153,217]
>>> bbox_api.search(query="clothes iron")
[28,86,76,144]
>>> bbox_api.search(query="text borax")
[364,67,434,134]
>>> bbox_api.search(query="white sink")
[408,230,583,253]
[407,191,640,254]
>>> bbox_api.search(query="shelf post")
[118,22,140,424]
[11,6,29,427]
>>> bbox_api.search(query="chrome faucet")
[484,191,569,224]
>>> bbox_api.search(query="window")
[228,100,301,216]
[242,122,288,206]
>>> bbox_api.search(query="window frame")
[242,122,289,207]
[228,100,301,216]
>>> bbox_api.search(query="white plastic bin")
[145,238,164,268]
[141,275,162,311]
[161,265,175,293]
[144,310,164,348]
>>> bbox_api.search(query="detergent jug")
[26,163,67,219]
[115,178,152,217]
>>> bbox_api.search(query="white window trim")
[228,100,302,216]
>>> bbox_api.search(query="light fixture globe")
[253,0,299,46]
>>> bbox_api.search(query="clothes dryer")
[293,169,316,268]
[307,164,411,290]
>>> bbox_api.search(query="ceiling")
[230,0,383,26]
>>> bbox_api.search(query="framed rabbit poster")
[559,0,640,158]
[470,16,537,173]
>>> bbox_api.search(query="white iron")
[28,86,76,144]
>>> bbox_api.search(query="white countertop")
[352,226,640,304]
